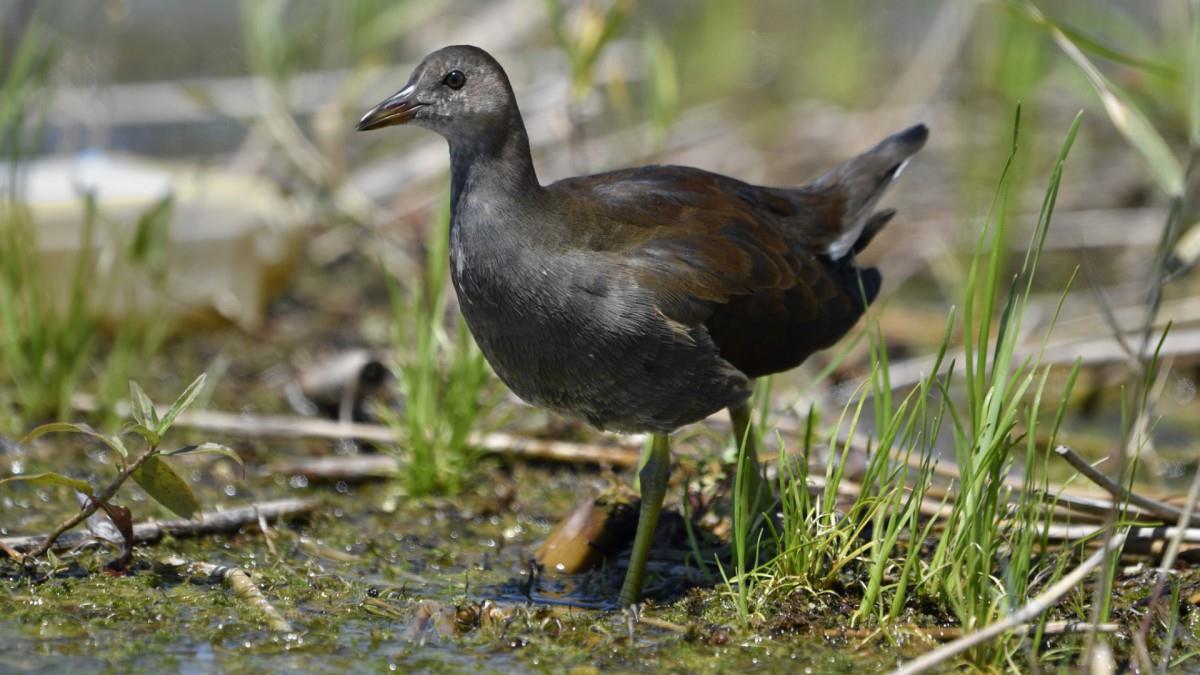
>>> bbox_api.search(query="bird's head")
[355,45,516,141]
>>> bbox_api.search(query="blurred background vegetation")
[3,0,1197,476]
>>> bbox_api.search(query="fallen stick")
[845,324,1200,396]
[167,409,641,468]
[891,531,1128,675]
[472,430,638,468]
[1038,523,1200,545]
[1,497,318,556]
[1040,491,1156,522]
[270,454,400,481]
[0,538,24,559]
[1032,525,1200,563]
[1017,621,1119,637]
[1054,446,1200,528]
[637,615,690,634]
[182,560,293,632]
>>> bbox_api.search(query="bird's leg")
[619,432,671,606]
[633,435,654,494]
[729,401,772,532]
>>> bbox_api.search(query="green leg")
[729,401,771,520]
[619,433,671,606]
[633,435,654,494]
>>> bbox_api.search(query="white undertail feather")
[822,121,927,260]
[825,161,906,260]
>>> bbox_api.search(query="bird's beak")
[355,84,422,131]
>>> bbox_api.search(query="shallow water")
[0,457,898,673]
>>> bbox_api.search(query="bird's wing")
[547,124,927,365]
[549,164,845,322]
[548,162,889,377]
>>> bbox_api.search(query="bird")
[356,44,927,606]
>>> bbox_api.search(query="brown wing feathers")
[549,123,926,380]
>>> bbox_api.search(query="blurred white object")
[7,152,302,330]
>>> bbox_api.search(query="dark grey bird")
[357,44,926,606]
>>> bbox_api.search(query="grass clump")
[722,108,1098,670]
[381,197,491,497]
[919,108,1082,666]
[0,18,85,429]
[0,19,177,434]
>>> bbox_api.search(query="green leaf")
[125,422,161,448]
[127,196,173,277]
[0,471,94,496]
[21,422,128,458]
[129,381,159,429]
[132,455,200,518]
[157,373,207,435]
[164,443,244,476]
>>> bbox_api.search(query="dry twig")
[2,497,317,556]
[1054,445,1200,528]
[185,560,294,632]
[167,408,639,467]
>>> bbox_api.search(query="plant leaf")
[165,443,245,476]
[125,423,161,448]
[95,500,134,562]
[0,471,94,496]
[129,381,159,429]
[127,196,173,277]
[157,373,207,435]
[20,422,128,458]
[132,455,200,518]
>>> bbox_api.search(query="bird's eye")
[443,70,466,90]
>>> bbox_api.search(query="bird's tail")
[819,123,928,259]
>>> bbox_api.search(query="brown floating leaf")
[96,501,134,571]
[535,494,638,574]
[401,601,462,643]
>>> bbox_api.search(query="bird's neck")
[448,112,540,216]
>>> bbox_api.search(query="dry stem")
[188,561,294,632]
[1054,445,1200,527]
[2,497,317,556]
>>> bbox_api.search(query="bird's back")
[546,123,926,379]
